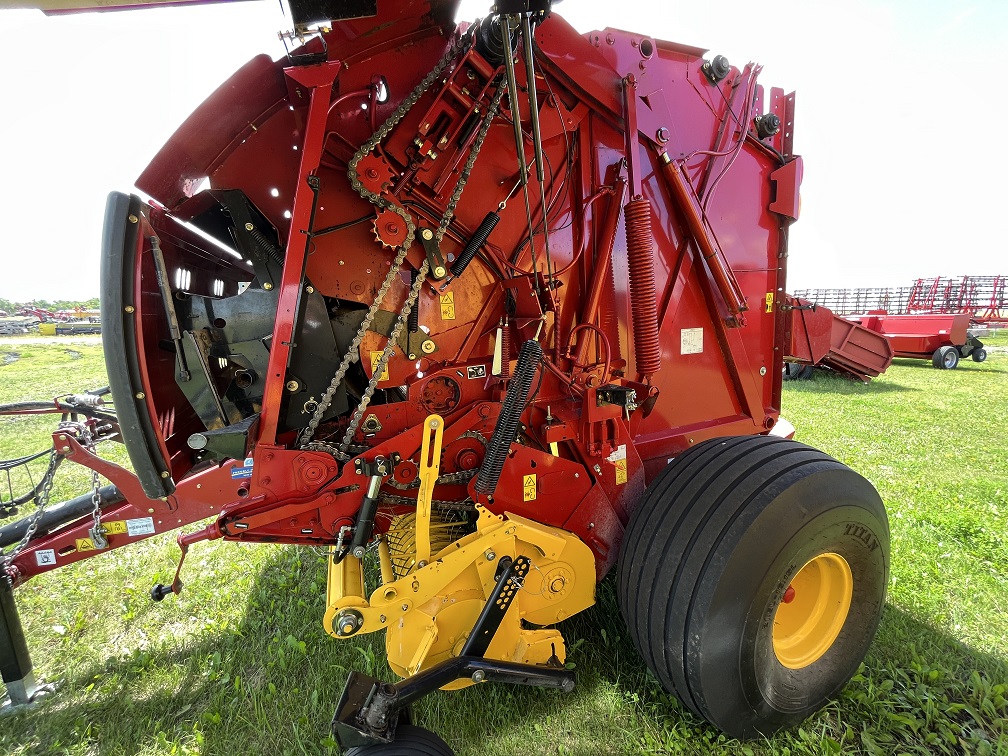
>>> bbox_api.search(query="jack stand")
[1,574,51,713]
[150,524,218,601]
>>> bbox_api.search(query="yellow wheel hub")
[772,552,853,669]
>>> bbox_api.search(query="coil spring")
[475,339,542,495]
[246,226,285,267]
[407,270,420,333]
[625,198,661,378]
[450,211,500,278]
[499,319,511,379]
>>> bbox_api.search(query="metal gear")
[373,208,409,249]
[356,153,397,195]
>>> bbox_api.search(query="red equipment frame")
[4,0,802,601]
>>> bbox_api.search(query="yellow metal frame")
[324,505,596,688]
[772,552,853,669]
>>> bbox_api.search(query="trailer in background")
[849,312,986,369]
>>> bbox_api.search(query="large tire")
[972,347,987,363]
[932,346,959,369]
[345,725,454,756]
[618,435,889,739]
[782,363,815,381]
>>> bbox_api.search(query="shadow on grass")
[4,551,1006,756]
[791,373,916,394]
[887,357,1008,374]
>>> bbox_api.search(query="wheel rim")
[944,352,956,368]
[772,552,853,669]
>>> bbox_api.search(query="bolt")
[124,305,135,313]
[429,419,439,429]
[58,435,66,441]
[760,366,767,376]
[421,339,436,354]
[161,471,170,479]
[352,546,366,559]
[417,560,427,568]
[286,380,299,392]
[401,603,409,612]
[421,229,433,240]
[136,392,145,400]
[306,285,314,294]
[472,670,486,683]
[244,223,254,231]
[550,577,566,593]
[128,214,138,224]
[434,266,446,278]
[263,282,273,290]
[656,127,670,144]
[379,614,386,623]
[485,549,496,561]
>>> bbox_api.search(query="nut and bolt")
[656,127,670,144]
[263,282,273,290]
[421,229,434,240]
[434,266,446,278]
[136,392,145,400]
[401,603,409,612]
[285,380,300,392]
[550,577,566,593]
[128,214,138,224]
[245,223,254,231]
[485,549,496,561]
[472,670,486,683]
[421,339,436,354]
[352,545,366,559]
[124,305,135,313]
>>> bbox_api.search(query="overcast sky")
[0,0,1005,301]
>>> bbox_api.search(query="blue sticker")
[231,466,254,479]
[244,457,254,467]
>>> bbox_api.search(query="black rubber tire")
[972,347,987,363]
[345,725,454,756]
[783,363,815,381]
[618,435,889,739]
[932,346,959,369]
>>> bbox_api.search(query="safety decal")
[75,537,96,552]
[439,292,456,320]
[466,365,487,380]
[126,517,156,537]
[103,520,128,535]
[34,549,56,566]
[614,459,628,485]
[681,327,703,355]
[523,474,537,502]
[765,292,775,313]
[370,351,390,381]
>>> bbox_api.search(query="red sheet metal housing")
[9,0,802,584]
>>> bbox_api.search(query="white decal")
[681,327,703,355]
[35,549,56,566]
[126,517,156,537]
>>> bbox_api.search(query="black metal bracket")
[331,555,575,748]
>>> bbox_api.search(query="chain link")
[2,448,60,571]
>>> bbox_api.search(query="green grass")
[1,342,1006,755]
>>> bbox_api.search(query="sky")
[0,0,1005,301]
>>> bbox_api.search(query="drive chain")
[299,29,475,446]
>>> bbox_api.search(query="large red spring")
[625,198,662,378]
[499,319,511,380]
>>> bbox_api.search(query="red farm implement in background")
[783,296,893,382]
[0,0,892,751]
[849,312,987,369]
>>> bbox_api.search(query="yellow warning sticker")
[523,474,537,501]
[614,459,628,485]
[439,292,456,320]
[765,292,775,313]
[75,537,95,552]
[369,351,389,381]
[103,520,128,535]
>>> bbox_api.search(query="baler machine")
[0,0,890,750]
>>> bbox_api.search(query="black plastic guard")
[100,192,175,499]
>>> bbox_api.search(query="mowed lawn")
[0,336,1005,756]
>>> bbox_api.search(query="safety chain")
[86,429,107,549]
[2,448,61,571]
[298,29,476,446]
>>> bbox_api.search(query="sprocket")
[356,152,397,195]
[373,207,409,249]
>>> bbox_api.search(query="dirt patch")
[2,352,19,365]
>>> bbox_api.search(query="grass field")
[0,335,1006,755]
